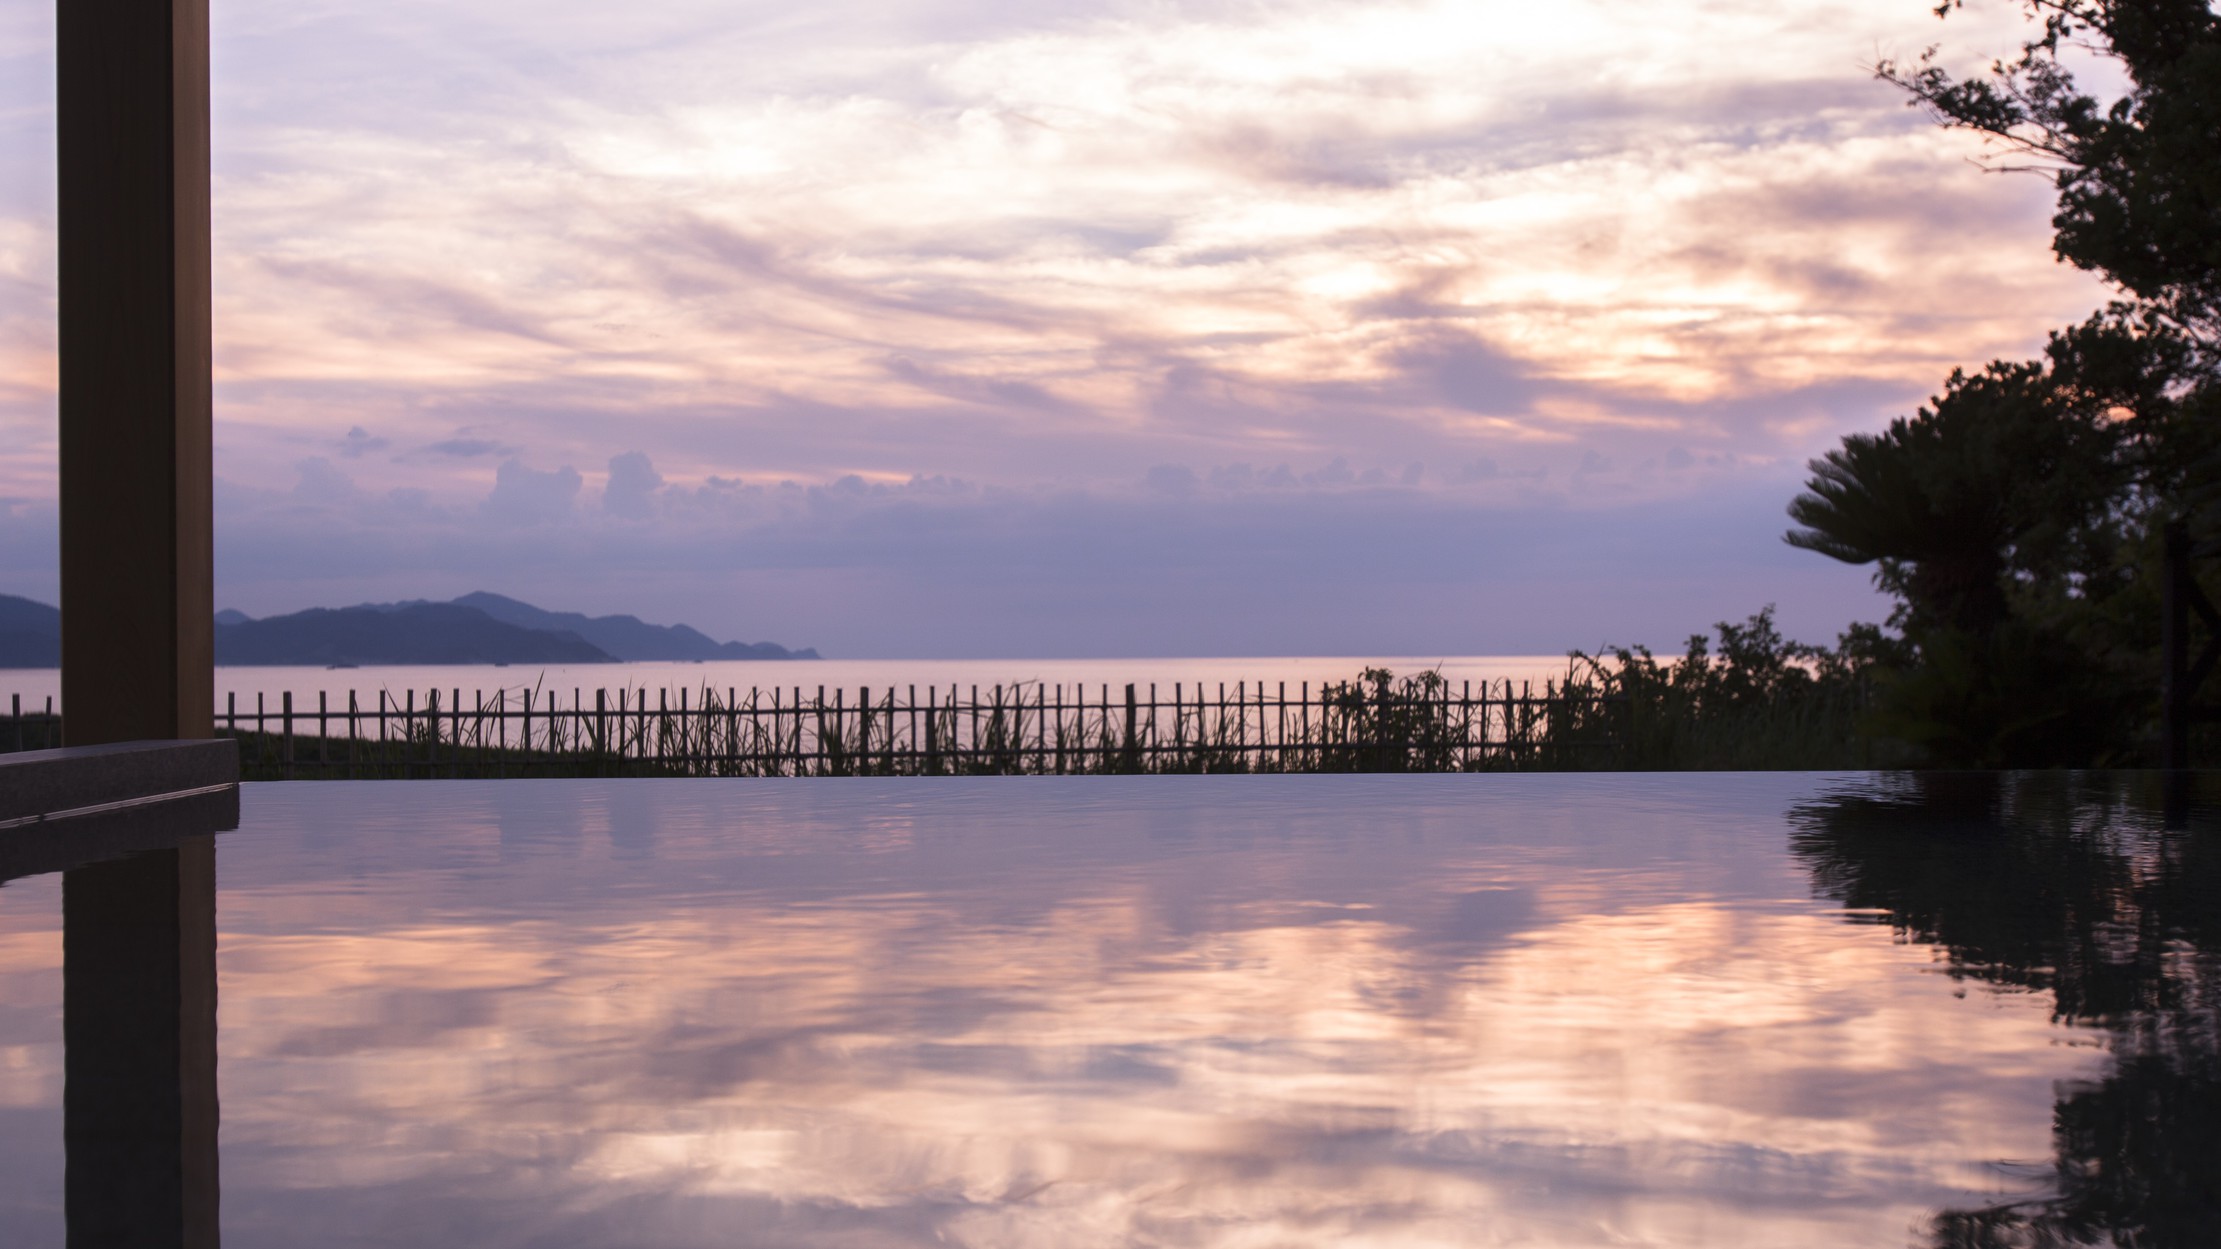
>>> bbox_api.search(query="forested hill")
[216,604,614,666]
[0,592,819,668]
[447,592,818,661]
[0,594,58,668]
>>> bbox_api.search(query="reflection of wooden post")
[64,838,220,1249]
[57,0,213,746]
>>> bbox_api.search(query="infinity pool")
[2,773,2214,1246]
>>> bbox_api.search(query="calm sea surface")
[3,772,2212,1246]
[3,655,1572,716]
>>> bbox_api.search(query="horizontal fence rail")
[3,677,1628,778]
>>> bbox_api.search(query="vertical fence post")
[281,690,293,780]
[925,686,941,774]
[1123,683,1138,773]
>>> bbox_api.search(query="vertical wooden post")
[58,0,213,747]
[1123,683,1138,772]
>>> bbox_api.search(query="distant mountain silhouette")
[215,603,615,666]
[0,593,59,668]
[0,591,817,668]
[449,591,819,661]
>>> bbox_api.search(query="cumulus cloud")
[603,450,664,519]
[291,456,358,503]
[338,426,388,458]
[481,458,582,526]
[169,459,1890,658]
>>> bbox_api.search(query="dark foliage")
[1884,0,2221,346]
[1564,607,1890,769]
[1787,1,2221,765]
[1791,774,2221,1247]
[1787,353,2127,637]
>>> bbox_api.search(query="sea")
[3,655,1574,717]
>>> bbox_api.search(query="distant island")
[0,591,819,668]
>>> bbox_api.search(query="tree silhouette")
[1786,358,2122,637]
[1885,0,2221,349]
[1785,0,2221,765]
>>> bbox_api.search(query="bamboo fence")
[2,678,1626,777]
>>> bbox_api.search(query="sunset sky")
[0,0,2113,657]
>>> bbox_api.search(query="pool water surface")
[1,772,2215,1246]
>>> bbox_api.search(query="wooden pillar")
[55,2,219,1242]
[57,0,214,745]
[64,838,221,1249]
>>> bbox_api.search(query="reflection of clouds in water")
[0,920,62,1110]
[0,874,63,1245]
[208,778,2098,1247]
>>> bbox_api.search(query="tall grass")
[1550,607,1892,770]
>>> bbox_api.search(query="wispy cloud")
[0,0,2104,646]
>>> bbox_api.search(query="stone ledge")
[0,785,239,884]
[0,739,240,825]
